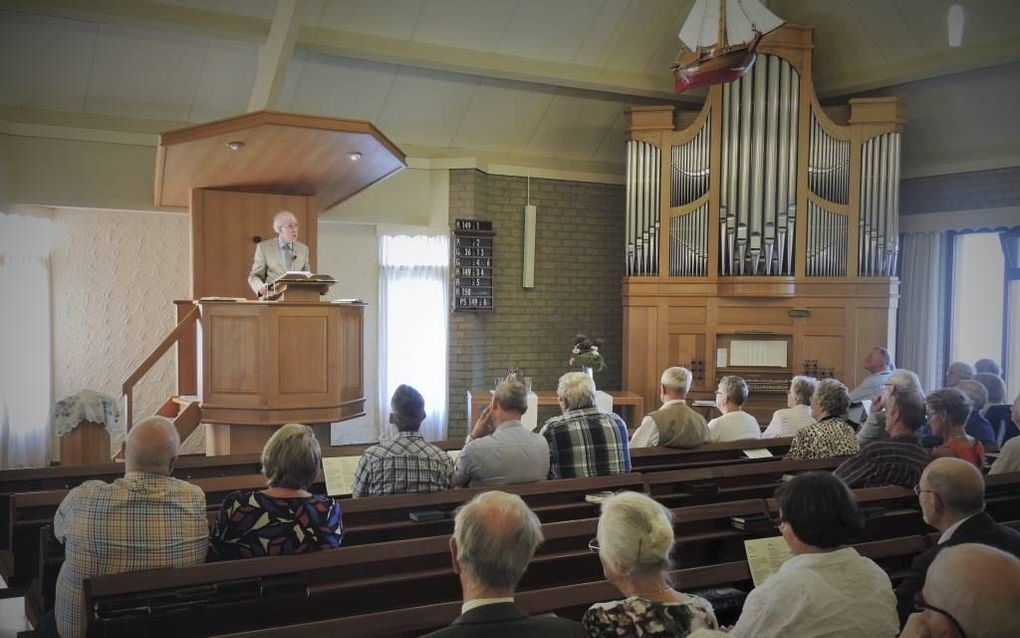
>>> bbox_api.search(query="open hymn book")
[744,536,793,586]
[272,271,334,283]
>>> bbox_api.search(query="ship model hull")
[672,36,761,93]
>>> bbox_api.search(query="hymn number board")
[453,219,495,312]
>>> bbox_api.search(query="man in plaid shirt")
[539,372,631,479]
[52,417,208,638]
[352,384,454,497]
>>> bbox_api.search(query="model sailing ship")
[672,0,785,92]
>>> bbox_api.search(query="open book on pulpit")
[268,271,337,301]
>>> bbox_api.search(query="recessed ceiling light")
[347,152,362,161]
[226,141,245,151]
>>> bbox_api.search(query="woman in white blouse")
[730,472,899,637]
[761,376,817,439]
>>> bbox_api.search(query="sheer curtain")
[898,232,945,393]
[379,235,449,441]
[0,213,53,468]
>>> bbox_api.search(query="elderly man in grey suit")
[423,491,584,637]
[248,210,310,297]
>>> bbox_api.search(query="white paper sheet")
[744,536,793,586]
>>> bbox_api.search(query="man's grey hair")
[660,367,692,395]
[946,361,975,384]
[718,376,748,407]
[873,347,893,368]
[262,423,321,490]
[973,358,1001,376]
[888,368,924,395]
[813,378,851,418]
[973,372,1006,405]
[789,376,817,406]
[126,416,179,472]
[957,379,989,412]
[924,457,985,516]
[454,491,543,590]
[557,372,596,410]
[597,491,674,578]
[494,378,529,414]
[272,210,297,233]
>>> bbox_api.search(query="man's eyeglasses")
[913,484,938,497]
[914,591,967,637]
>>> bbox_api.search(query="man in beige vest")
[630,367,709,448]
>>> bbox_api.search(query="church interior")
[1,0,1019,636]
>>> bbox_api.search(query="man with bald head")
[901,544,1020,638]
[248,209,311,297]
[894,457,1020,626]
[424,491,583,637]
[52,417,208,638]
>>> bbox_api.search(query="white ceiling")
[1,0,1019,179]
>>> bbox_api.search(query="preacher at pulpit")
[248,210,310,297]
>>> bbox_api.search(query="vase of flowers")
[569,333,607,376]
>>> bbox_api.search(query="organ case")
[623,25,902,420]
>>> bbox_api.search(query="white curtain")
[898,232,944,393]
[0,213,53,468]
[379,235,449,441]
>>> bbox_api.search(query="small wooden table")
[467,389,645,431]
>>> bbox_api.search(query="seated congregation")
[32,353,1020,637]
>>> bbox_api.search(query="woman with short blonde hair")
[583,491,719,637]
[210,423,342,560]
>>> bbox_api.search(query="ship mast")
[718,0,728,49]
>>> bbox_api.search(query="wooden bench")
[630,437,793,473]
[207,534,937,638]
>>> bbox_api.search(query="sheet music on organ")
[730,340,787,367]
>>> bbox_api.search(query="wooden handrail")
[121,304,200,434]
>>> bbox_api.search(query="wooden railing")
[121,304,200,436]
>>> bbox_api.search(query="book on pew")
[585,491,616,504]
[742,448,774,459]
[730,514,774,533]
[409,509,449,522]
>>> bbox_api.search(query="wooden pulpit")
[139,111,405,455]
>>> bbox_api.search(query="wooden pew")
[207,534,936,638]
[630,437,792,473]
[645,456,851,507]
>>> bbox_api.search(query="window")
[378,235,449,441]
[0,213,53,468]
[950,232,1005,367]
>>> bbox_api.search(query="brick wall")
[447,170,625,437]
[900,166,1020,215]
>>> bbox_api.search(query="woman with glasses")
[583,491,719,637]
[729,472,899,637]
[927,387,984,469]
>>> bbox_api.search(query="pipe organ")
[623,25,903,424]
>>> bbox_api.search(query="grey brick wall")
[900,166,1020,215]
[447,170,625,437]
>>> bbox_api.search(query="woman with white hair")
[761,376,817,439]
[784,379,859,461]
[583,491,719,637]
[210,423,341,560]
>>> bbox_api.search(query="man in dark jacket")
[895,457,1020,625]
[423,491,583,637]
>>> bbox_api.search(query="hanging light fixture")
[948,4,965,48]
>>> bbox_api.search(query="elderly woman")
[583,491,719,637]
[706,376,760,442]
[210,423,341,560]
[762,376,817,439]
[927,387,984,468]
[784,379,859,460]
[730,472,899,637]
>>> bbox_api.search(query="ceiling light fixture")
[948,4,964,48]
[347,152,362,161]
[226,141,245,151]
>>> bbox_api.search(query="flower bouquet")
[569,333,607,373]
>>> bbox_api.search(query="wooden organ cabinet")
[622,24,902,424]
